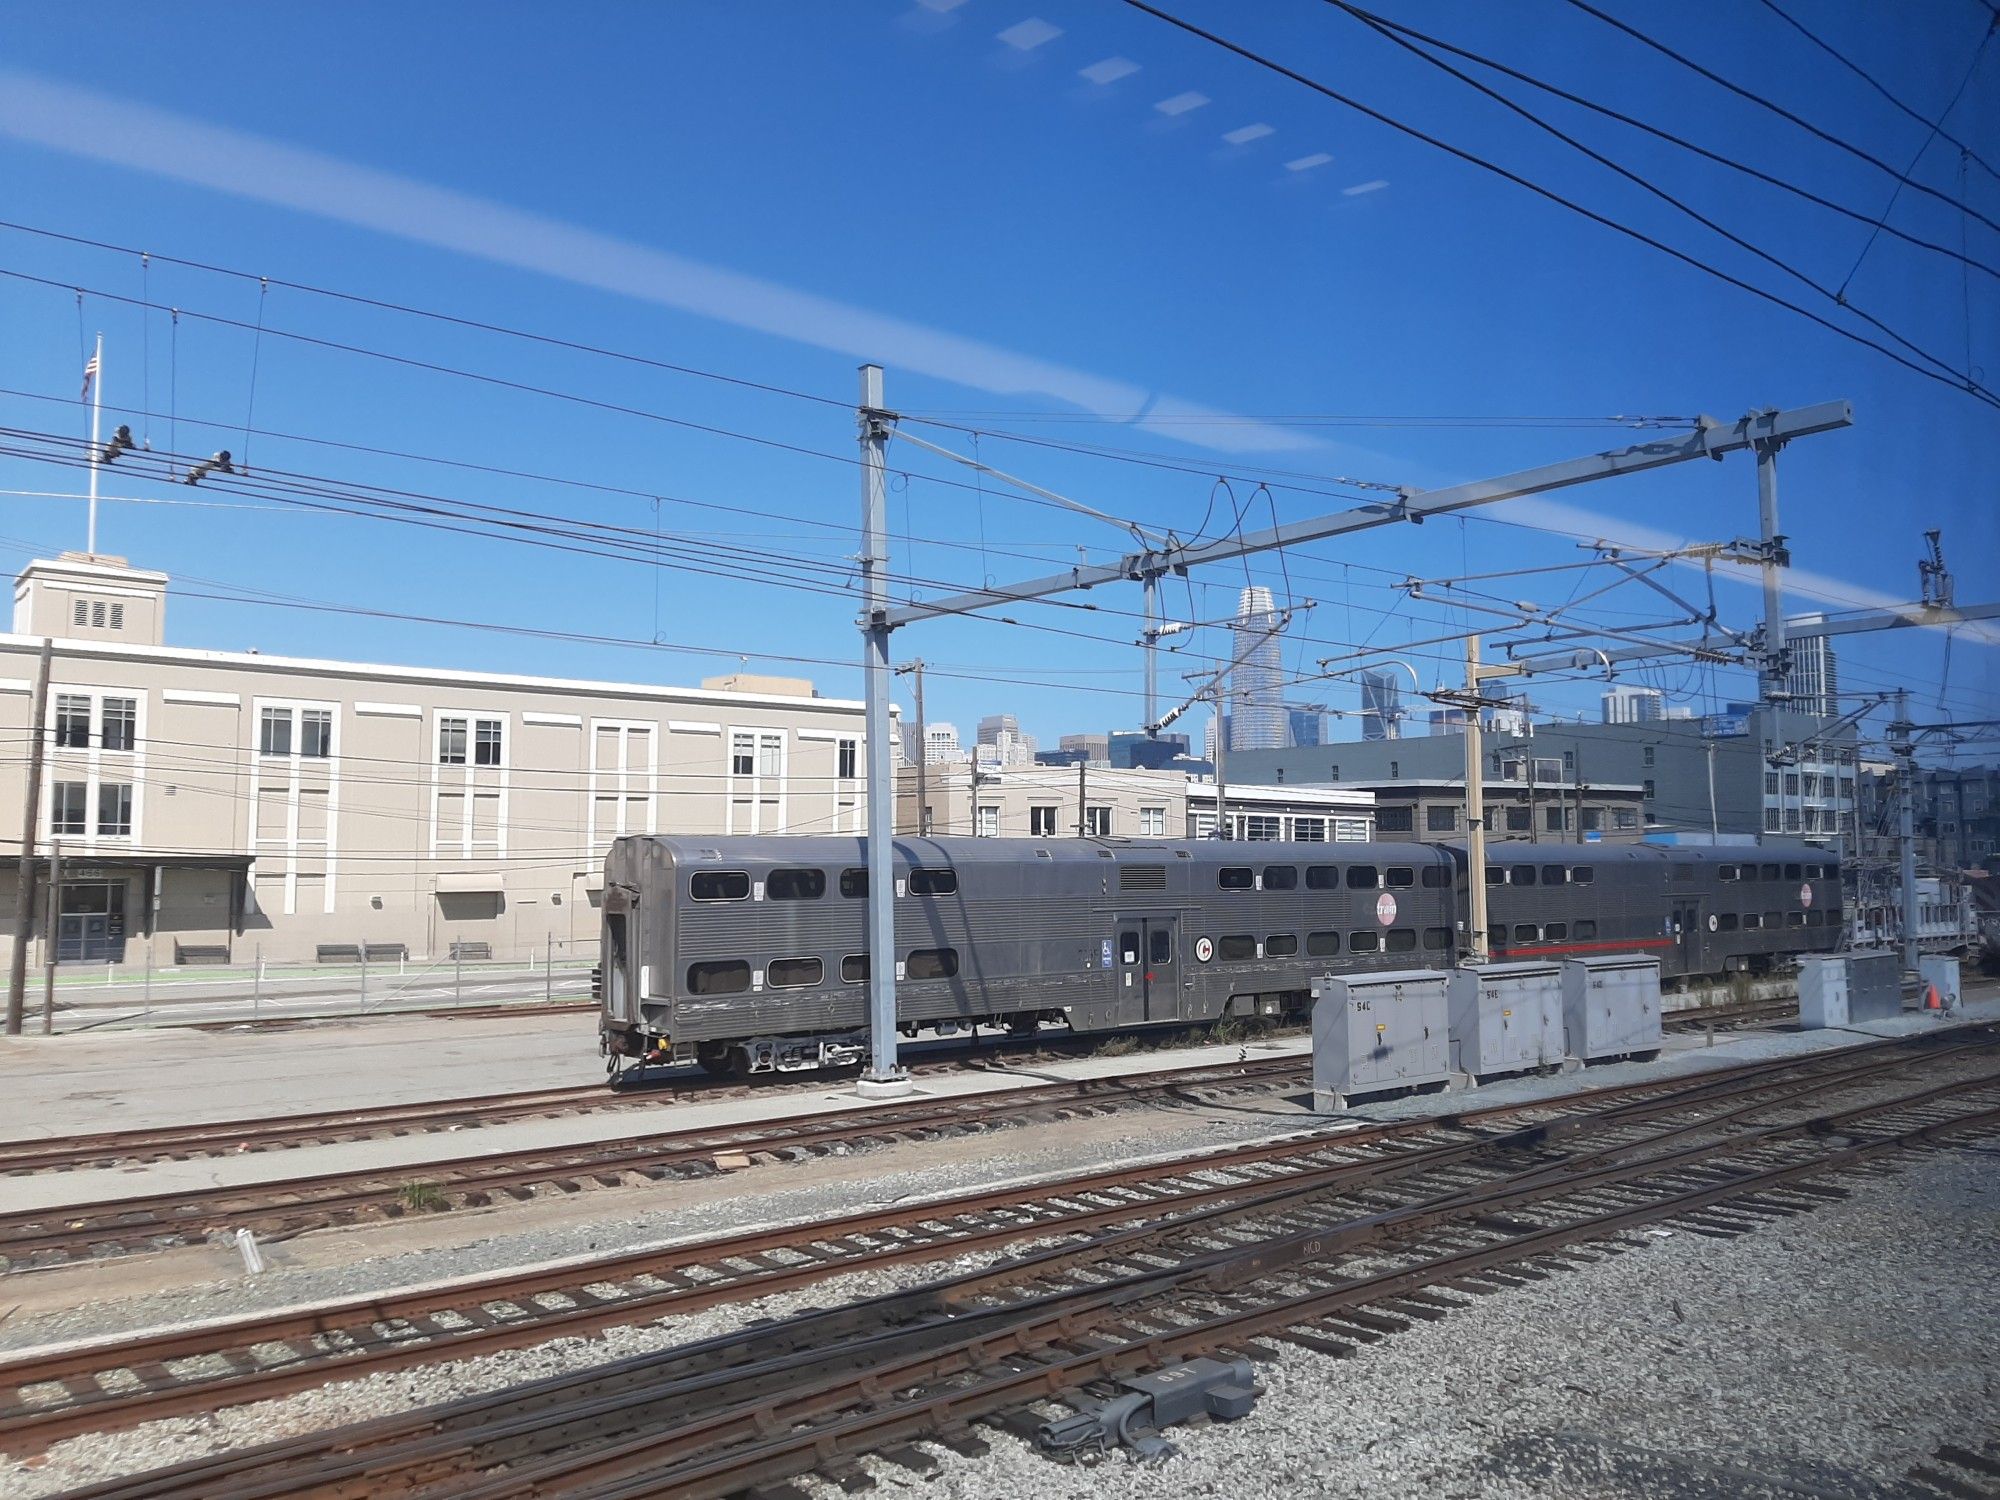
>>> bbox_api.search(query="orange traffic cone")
[1924,984,1943,1011]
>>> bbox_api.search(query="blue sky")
[0,0,1993,754]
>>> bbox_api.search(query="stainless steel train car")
[599,834,1840,1076]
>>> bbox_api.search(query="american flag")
[80,351,99,401]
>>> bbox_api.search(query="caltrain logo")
[1194,936,1215,964]
[1799,883,1813,908]
[1376,892,1397,925]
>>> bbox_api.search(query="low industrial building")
[898,764,1375,842]
[1350,772,1646,842]
[0,553,873,969]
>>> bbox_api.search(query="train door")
[1115,915,1177,1024]
[1671,898,1702,977]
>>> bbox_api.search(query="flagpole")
[86,333,103,556]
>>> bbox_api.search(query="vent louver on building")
[1120,864,1168,892]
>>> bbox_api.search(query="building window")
[51,782,87,835]
[1084,805,1111,837]
[1643,780,1656,800]
[837,738,857,780]
[260,706,294,758]
[1376,806,1414,833]
[100,697,137,752]
[975,804,999,838]
[1614,809,1639,830]
[54,695,91,749]
[1030,805,1058,837]
[1765,808,1781,832]
[439,717,468,765]
[97,782,133,837]
[1562,750,1575,773]
[1506,806,1531,832]
[1545,806,1567,833]
[1242,814,1282,841]
[1784,772,1799,796]
[473,719,503,766]
[1785,808,1801,832]
[1582,807,1601,831]
[1426,805,1457,833]
[1389,760,1400,779]
[1643,745,1655,767]
[1291,815,1326,842]
[1139,806,1166,837]
[1765,771,1780,796]
[71,599,85,627]
[301,709,333,759]
[1329,764,1339,781]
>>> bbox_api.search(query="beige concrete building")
[899,764,1375,842]
[1354,776,1646,842]
[0,554,872,968]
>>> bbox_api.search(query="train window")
[1742,913,1761,930]
[1513,866,1537,887]
[1306,866,1340,890]
[1765,911,1784,929]
[1574,920,1597,940]
[1541,864,1567,885]
[1544,922,1567,941]
[767,957,822,988]
[1759,863,1780,881]
[1716,913,1738,932]
[1266,933,1299,957]
[1786,911,1806,927]
[1348,930,1380,953]
[1423,927,1451,950]
[1385,867,1415,889]
[908,868,958,897]
[1119,931,1141,965]
[1719,865,1739,882]
[1264,866,1299,891]
[690,872,750,902]
[1219,867,1255,891]
[1307,930,1341,956]
[1385,929,1417,953]
[1422,866,1450,889]
[1570,866,1594,885]
[1784,863,1802,881]
[1807,909,1824,927]
[1219,934,1257,961]
[841,954,868,982]
[1485,867,1507,887]
[906,947,959,979]
[1150,929,1173,965]
[766,868,826,901]
[1345,866,1379,890]
[686,960,751,994]
[1513,924,1539,943]
[839,868,867,898]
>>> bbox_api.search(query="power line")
[1324,0,2000,283]
[1559,0,2000,238]
[0,219,853,411]
[1121,0,2000,410]
[1324,0,1991,392]
[1753,0,1999,182]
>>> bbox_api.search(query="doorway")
[57,880,128,964]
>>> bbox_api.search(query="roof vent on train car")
[1035,848,1053,858]
[1120,864,1168,892]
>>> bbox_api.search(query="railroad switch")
[1037,1356,1262,1461]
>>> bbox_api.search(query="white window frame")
[430,708,509,860]
[726,727,788,834]
[1138,806,1166,838]
[975,804,1000,838]
[1084,804,1111,837]
[44,684,146,851]
[250,696,342,916]
[589,718,659,856]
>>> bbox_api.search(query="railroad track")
[1661,997,1800,1031]
[4,1029,1991,1463]
[62,1027,1994,1499]
[0,1053,1311,1271]
[1,1026,1301,1176]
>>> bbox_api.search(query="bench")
[173,942,231,966]
[315,943,408,964]
[449,941,493,962]
[316,944,362,963]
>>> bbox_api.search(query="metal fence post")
[253,943,262,1018]
[545,933,553,1003]
[360,945,368,1011]
[455,949,462,1002]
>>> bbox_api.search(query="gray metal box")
[1448,961,1564,1079]
[1919,954,1961,1011]
[1560,954,1663,1060]
[1311,969,1450,1111]
[1848,950,1902,1022]
[1797,954,1849,1029]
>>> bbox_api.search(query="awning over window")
[434,871,504,894]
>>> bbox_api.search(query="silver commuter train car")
[599,834,1839,1076]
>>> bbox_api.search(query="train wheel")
[1005,1014,1039,1036]
[696,1041,746,1080]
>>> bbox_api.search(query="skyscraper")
[1358,669,1402,741]
[1601,685,1665,724]
[1285,704,1325,748]
[1782,634,1839,716]
[1229,585,1287,752]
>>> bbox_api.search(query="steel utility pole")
[6,638,53,1036]
[1889,690,1920,973]
[856,365,909,1098]
[1457,636,1525,963]
[1754,429,1789,704]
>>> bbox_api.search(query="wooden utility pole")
[40,841,60,1034]
[6,638,53,1035]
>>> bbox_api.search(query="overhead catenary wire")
[1120,0,2000,411]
